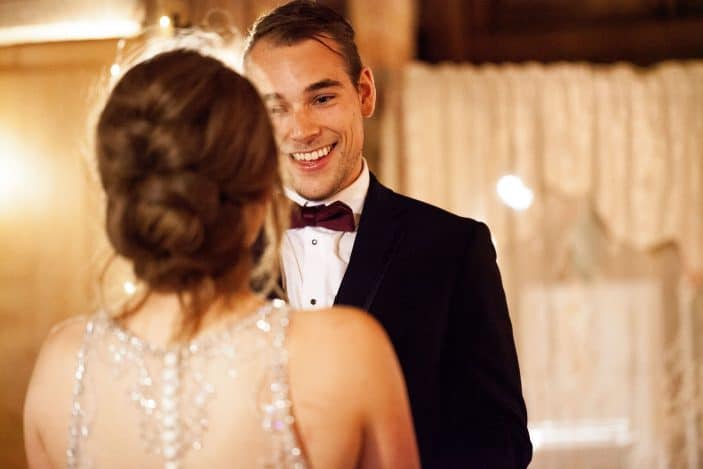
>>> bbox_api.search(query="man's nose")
[288,108,320,142]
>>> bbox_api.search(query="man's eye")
[314,95,335,105]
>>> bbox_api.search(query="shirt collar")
[284,158,370,216]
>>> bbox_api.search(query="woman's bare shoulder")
[287,306,396,390]
[289,306,389,351]
[43,315,89,355]
[28,315,90,391]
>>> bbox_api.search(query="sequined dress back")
[66,299,308,468]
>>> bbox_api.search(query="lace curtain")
[380,61,703,468]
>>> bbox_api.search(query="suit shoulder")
[385,186,488,234]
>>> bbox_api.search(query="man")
[244,1,532,467]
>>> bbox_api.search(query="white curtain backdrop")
[380,60,703,468]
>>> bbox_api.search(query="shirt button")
[310,298,317,306]
[311,239,318,245]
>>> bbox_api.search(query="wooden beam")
[462,17,703,64]
[421,15,703,65]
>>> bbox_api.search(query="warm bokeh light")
[529,418,632,451]
[123,280,137,296]
[0,155,32,208]
[496,174,534,211]
[0,130,42,215]
[0,20,141,46]
[159,15,172,29]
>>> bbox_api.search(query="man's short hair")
[245,0,363,84]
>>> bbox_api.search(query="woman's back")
[24,299,418,468]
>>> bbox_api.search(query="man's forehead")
[244,39,352,95]
[248,33,344,58]
[246,35,348,69]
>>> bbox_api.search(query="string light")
[159,15,172,29]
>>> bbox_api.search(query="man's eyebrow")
[260,80,343,102]
[261,92,283,102]
[305,79,343,93]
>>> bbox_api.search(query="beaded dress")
[65,299,308,468]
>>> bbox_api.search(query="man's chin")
[291,179,337,202]
[295,188,335,202]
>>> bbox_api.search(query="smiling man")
[244,1,532,467]
[246,31,372,202]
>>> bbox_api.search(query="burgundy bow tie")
[290,201,356,232]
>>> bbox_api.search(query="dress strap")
[66,316,98,469]
[261,299,307,468]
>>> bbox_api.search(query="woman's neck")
[122,288,265,347]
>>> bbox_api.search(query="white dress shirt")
[281,160,370,309]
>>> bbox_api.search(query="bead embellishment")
[66,300,307,468]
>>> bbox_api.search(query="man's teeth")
[291,145,333,161]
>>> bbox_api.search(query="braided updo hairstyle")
[96,49,284,338]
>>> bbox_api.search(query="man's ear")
[358,66,376,118]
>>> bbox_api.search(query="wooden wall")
[0,40,115,467]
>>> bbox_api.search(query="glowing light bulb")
[496,174,534,211]
[110,63,121,77]
[159,16,172,29]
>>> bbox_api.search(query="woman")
[23,49,418,469]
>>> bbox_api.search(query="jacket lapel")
[334,174,405,310]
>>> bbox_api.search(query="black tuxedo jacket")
[334,174,532,468]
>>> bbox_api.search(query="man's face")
[245,37,375,201]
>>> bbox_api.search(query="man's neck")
[285,159,370,215]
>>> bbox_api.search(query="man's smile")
[290,143,336,162]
